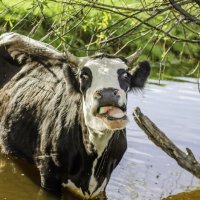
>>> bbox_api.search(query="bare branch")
[133,107,200,179]
[168,0,200,25]
[99,0,200,44]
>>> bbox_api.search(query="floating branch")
[133,107,200,179]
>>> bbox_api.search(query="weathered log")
[133,107,200,179]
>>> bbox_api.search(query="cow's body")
[0,33,150,198]
[0,65,126,197]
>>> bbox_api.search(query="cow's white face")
[65,53,150,135]
[78,57,131,132]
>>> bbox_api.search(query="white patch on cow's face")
[80,57,129,133]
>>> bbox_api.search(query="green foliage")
[0,0,199,79]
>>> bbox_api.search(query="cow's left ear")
[129,61,151,89]
[63,50,89,93]
[63,64,80,92]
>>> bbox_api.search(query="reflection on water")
[0,78,200,200]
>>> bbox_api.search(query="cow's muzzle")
[93,88,128,130]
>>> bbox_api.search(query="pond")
[0,78,200,200]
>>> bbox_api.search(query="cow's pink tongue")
[99,106,125,119]
[108,107,125,118]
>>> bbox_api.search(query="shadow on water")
[0,78,200,200]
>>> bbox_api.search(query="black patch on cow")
[51,113,98,195]
[0,46,22,88]
[94,130,127,193]
[117,69,132,92]
[2,107,39,162]
[79,67,92,94]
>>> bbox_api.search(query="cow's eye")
[80,73,89,81]
[120,71,131,82]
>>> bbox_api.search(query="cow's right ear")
[129,61,151,89]
[63,64,80,92]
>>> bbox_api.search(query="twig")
[133,107,200,179]
[99,1,199,44]
[168,0,200,25]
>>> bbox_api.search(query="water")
[0,78,200,200]
[107,78,200,200]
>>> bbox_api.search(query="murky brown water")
[163,190,200,200]
[0,78,200,200]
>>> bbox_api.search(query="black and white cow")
[0,33,150,199]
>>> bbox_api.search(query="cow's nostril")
[94,90,102,99]
[113,89,119,96]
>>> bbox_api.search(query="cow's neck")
[80,113,113,158]
[87,128,113,158]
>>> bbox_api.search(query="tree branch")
[191,0,200,7]
[133,107,200,179]
[99,0,199,44]
[168,0,200,25]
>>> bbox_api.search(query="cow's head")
[64,51,150,133]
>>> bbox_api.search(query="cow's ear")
[129,61,150,89]
[63,64,80,92]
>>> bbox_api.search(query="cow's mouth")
[96,106,126,120]
[95,106,128,130]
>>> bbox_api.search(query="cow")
[0,32,150,199]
